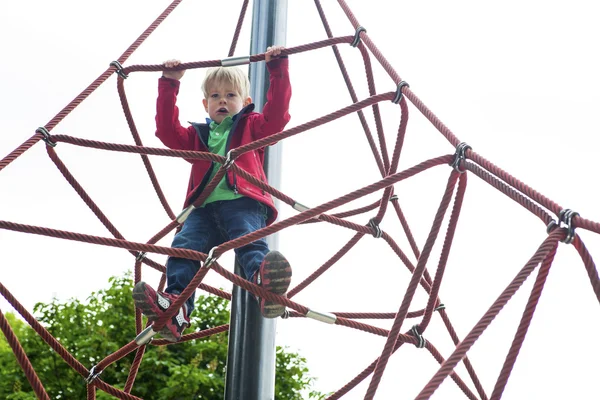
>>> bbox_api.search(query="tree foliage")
[0,273,324,399]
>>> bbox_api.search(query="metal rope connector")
[222,55,251,67]
[392,81,410,104]
[203,247,218,269]
[547,209,580,244]
[306,309,337,324]
[411,325,426,348]
[451,142,471,173]
[293,202,310,212]
[86,365,103,384]
[134,325,157,345]
[223,150,236,169]
[368,218,382,238]
[36,127,56,147]
[389,194,399,202]
[110,61,128,79]
[177,205,195,224]
[435,303,446,312]
[136,252,146,262]
[351,26,367,47]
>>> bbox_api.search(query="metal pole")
[224,1,288,399]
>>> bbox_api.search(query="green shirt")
[202,116,244,206]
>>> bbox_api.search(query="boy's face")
[202,83,251,124]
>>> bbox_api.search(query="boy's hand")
[265,46,285,63]
[162,59,185,80]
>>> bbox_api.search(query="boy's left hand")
[265,46,285,62]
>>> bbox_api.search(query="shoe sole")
[259,251,292,318]
[132,282,180,342]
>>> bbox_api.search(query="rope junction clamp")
[435,303,446,312]
[411,325,426,348]
[86,365,103,384]
[389,194,399,202]
[547,209,580,244]
[36,127,56,147]
[368,218,382,238]
[203,247,218,269]
[223,150,236,169]
[392,81,410,104]
[177,205,195,224]
[134,325,157,346]
[109,61,128,79]
[136,252,146,262]
[306,309,337,324]
[451,142,471,173]
[222,55,250,67]
[351,26,367,47]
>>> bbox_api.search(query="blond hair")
[201,66,250,99]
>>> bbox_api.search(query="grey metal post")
[224,1,288,399]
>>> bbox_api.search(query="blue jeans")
[165,197,269,314]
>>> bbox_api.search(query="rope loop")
[392,81,410,104]
[547,209,579,244]
[368,218,382,238]
[411,325,426,348]
[36,127,57,147]
[110,60,129,79]
[86,365,103,384]
[451,142,471,173]
[351,26,367,47]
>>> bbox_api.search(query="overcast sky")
[1,1,600,399]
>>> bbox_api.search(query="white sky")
[1,1,600,399]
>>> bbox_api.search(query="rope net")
[1,0,600,399]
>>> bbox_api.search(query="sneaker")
[254,251,292,318]
[132,281,190,342]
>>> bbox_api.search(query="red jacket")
[155,58,291,225]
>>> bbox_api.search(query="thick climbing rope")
[1,0,600,399]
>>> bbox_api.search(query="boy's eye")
[210,93,219,98]
[227,93,237,98]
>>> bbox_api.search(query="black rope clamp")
[451,142,471,173]
[367,218,382,238]
[351,26,367,47]
[547,209,579,244]
[435,303,446,312]
[411,325,426,348]
[110,61,129,79]
[392,81,410,104]
[86,365,103,384]
[136,252,146,262]
[389,194,398,202]
[36,127,56,147]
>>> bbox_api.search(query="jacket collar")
[201,103,255,126]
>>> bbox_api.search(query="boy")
[133,46,292,342]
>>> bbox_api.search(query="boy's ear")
[244,96,252,107]
[202,98,209,112]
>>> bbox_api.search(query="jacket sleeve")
[249,57,292,140]
[155,77,199,151]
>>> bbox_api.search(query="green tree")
[0,273,324,399]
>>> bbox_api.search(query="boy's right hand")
[162,59,185,80]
